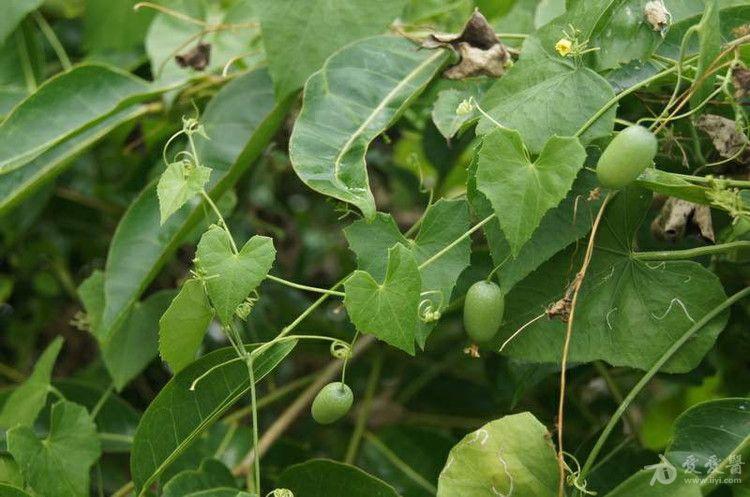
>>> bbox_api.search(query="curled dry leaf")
[175,42,212,71]
[732,66,750,99]
[651,196,715,243]
[423,10,511,79]
[696,114,750,163]
[644,0,671,36]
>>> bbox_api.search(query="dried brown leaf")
[175,42,211,71]
[651,197,715,243]
[697,114,749,163]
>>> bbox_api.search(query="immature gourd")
[463,280,505,342]
[311,382,353,424]
[596,125,658,189]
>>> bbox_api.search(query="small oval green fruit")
[311,382,353,424]
[463,280,505,343]
[596,125,658,189]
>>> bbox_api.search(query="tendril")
[418,290,444,323]
[330,340,352,360]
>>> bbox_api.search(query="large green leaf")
[437,412,558,497]
[665,398,750,484]
[7,400,101,497]
[603,469,700,496]
[195,227,275,325]
[100,69,291,341]
[83,0,154,64]
[278,459,401,497]
[0,0,44,45]
[469,161,605,293]
[495,187,729,373]
[289,36,449,219]
[157,160,212,224]
[344,199,472,346]
[477,37,615,153]
[159,278,215,374]
[344,243,421,354]
[130,340,297,494]
[258,0,407,99]
[476,129,585,256]
[0,104,147,215]
[0,64,161,174]
[78,270,176,390]
[0,337,62,429]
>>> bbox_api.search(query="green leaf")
[0,337,62,429]
[289,36,450,219]
[79,271,176,390]
[0,484,32,497]
[100,69,290,341]
[0,64,157,174]
[7,400,101,497]
[495,187,729,373]
[159,278,215,373]
[53,380,140,453]
[130,340,296,493]
[344,244,421,354]
[469,161,605,293]
[258,0,407,99]
[431,81,490,140]
[476,129,586,256]
[145,0,263,85]
[157,161,212,224]
[0,0,44,45]
[690,0,721,109]
[665,398,750,484]
[437,412,559,497]
[162,459,236,497]
[278,459,401,497]
[83,0,154,62]
[477,37,615,153]
[0,105,148,216]
[344,199,472,347]
[195,226,275,325]
[603,469,700,496]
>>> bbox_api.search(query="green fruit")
[463,280,504,343]
[311,382,353,424]
[596,125,658,189]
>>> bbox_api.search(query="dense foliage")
[0,1,749,496]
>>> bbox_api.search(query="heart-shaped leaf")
[437,412,559,497]
[477,37,615,153]
[195,226,275,324]
[157,160,212,224]
[162,459,236,497]
[495,187,729,373]
[159,278,215,373]
[344,243,421,354]
[7,400,101,497]
[289,36,449,219]
[344,199,472,347]
[476,128,586,256]
[0,337,62,429]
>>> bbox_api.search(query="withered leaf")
[651,196,715,243]
[424,9,498,49]
[732,66,750,99]
[175,42,211,71]
[696,114,749,163]
[644,0,671,36]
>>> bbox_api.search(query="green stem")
[672,172,750,188]
[223,373,316,423]
[345,351,382,464]
[266,274,345,297]
[246,355,261,495]
[90,384,114,419]
[418,214,495,270]
[199,189,239,254]
[579,287,750,480]
[633,241,750,261]
[363,431,438,494]
[0,363,25,383]
[16,27,37,92]
[32,11,72,71]
[110,481,134,497]
[276,277,349,340]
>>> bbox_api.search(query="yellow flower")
[555,38,573,56]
